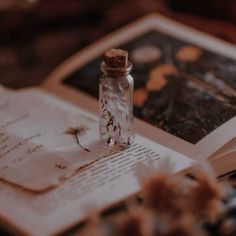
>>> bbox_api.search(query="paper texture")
[0,134,194,236]
[0,89,116,191]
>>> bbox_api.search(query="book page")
[205,138,236,176]
[0,134,194,236]
[0,89,117,191]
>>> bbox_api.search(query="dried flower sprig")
[165,214,204,236]
[65,126,90,152]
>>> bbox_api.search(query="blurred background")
[0,0,235,88]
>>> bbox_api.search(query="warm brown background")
[0,0,236,89]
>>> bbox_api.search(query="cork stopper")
[104,48,128,68]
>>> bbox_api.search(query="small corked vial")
[99,48,134,148]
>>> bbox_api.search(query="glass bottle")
[99,58,134,148]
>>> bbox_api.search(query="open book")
[0,13,235,235]
[42,13,236,176]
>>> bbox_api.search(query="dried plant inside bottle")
[99,49,134,148]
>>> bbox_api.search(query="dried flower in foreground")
[188,171,224,222]
[79,213,105,236]
[79,169,236,236]
[142,172,182,214]
[116,208,154,236]
[165,214,205,236]
[219,218,236,236]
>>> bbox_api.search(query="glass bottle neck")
[100,61,132,78]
